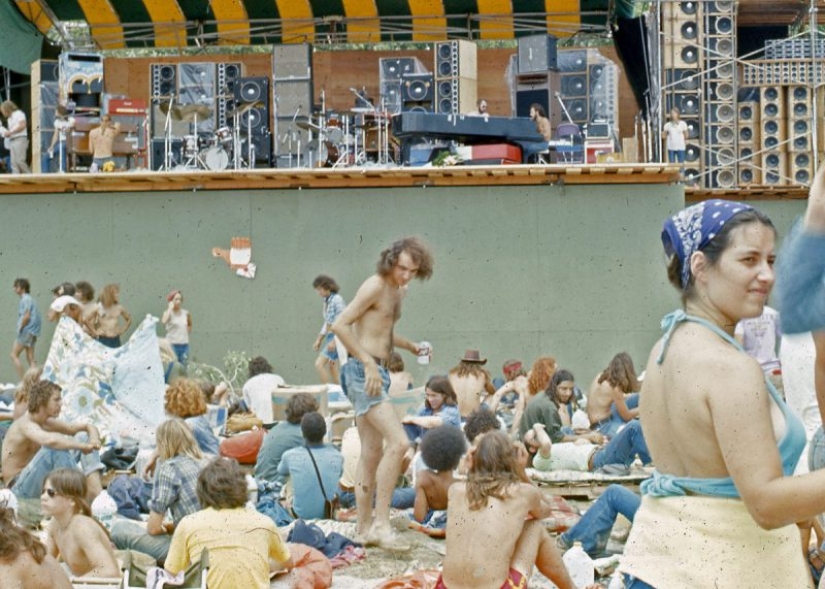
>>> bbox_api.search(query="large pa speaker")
[561,98,588,123]
[151,64,176,99]
[761,150,788,185]
[273,79,312,120]
[380,81,402,115]
[401,73,434,103]
[435,40,478,79]
[663,43,701,69]
[666,69,700,92]
[705,14,734,35]
[762,118,787,150]
[760,86,785,119]
[380,57,419,81]
[151,138,183,170]
[738,148,762,185]
[273,43,312,80]
[235,77,269,105]
[706,81,735,101]
[561,74,588,97]
[248,132,272,165]
[517,34,558,73]
[435,77,476,114]
[666,93,700,116]
[707,101,735,123]
[705,36,734,58]
[218,63,242,96]
[516,72,561,119]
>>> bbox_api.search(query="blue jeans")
[340,359,390,417]
[625,576,656,588]
[809,426,825,471]
[667,150,685,163]
[111,517,170,563]
[171,343,189,365]
[338,485,415,510]
[560,485,640,557]
[591,420,651,469]
[10,433,103,499]
[593,393,640,438]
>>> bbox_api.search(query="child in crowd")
[410,425,466,537]
[41,468,120,579]
[86,283,132,348]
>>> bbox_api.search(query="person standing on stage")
[0,101,31,174]
[332,236,433,548]
[88,114,120,173]
[663,108,689,165]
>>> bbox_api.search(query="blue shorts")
[15,332,36,347]
[97,335,121,348]
[340,358,390,417]
[320,332,339,361]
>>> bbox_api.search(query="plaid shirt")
[149,455,201,524]
[320,292,346,335]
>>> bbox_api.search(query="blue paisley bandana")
[661,199,753,288]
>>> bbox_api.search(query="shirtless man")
[0,504,71,589]
[448,350,496,417]
[411,425,466,537]
[86,283,131,348]
[439,430,581,589]
[332,236,434,547]
[88,114,120,172]
[1,380,103,501]
[530,103,552,141]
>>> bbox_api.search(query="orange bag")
[218,428,264,464]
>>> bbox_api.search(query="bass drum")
[202,146,229,170]
[302,140,339,167]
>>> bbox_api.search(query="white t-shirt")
[663,120,688,151]
[164,309,190,345]
[7,110,26,139]
[242,373,285,423]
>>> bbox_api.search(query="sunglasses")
[43,487,59,498]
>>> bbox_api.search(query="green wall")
[1,184,802,388]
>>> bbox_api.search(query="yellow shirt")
[166,507,290,589]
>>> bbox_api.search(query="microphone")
[350,87,358,93]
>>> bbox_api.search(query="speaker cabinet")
[401,73,434,103]
[380,57,419,81]
[517,34,558,73]
[218,63,242,96]
[435,77,476,114]
[435,40,478,79]
[380,81,402,115]
[561,98,588,123]
[273,80,311,119]
[705,36,734,58]
[707,101,735,123]
[666,93,700,116]
[235,77,268,105]
[663,42,701,69]
[706,81,735,102]
[272,43,312,80]
[760,86,785,119]
[666,69,700,92]
[789,151,813,184]
[762,118,787,150]
[151,64,177,99]
[516,72,561,124]
[151,138,183,170]
[761,150,788,185]
[738,147,762,185]
[558,50,587,73]
[709,168,737,188]
[561,74,588,97]
[705,14,734,35]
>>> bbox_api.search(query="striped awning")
[14,0,609,50]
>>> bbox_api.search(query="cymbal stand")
[232,110,244,170]
[162,95,176,171]
[331,114,353,168]
[182,113,206,169]
[246,109,255,169]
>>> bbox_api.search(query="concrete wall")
[2,185,801,388]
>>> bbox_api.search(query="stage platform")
[0,163,684,194]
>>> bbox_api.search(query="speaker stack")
[760,85,787,185]
[401,73,434,112]
[515,35,561,128]
[217,63,242,130]
[737,99,761,185]
[379,58,419,115]
[272,44,313,168]
[662,1,703,183]
[701,0,736,189]
[434,40,478,114]
[786,86,813,184]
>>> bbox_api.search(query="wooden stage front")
[0,163,810,200]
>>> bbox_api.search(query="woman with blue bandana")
[619,200,825,589]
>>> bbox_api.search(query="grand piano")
[392,112,546,165]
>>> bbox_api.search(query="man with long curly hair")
[332,236,433,549]
[438,430,582,589]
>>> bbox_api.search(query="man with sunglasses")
[1,380,103,502]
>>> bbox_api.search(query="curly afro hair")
[463,407,501,443]
[420,426,466,472]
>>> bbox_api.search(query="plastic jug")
[563,541,595,588]
[91,490,117,531]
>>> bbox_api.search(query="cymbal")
[158,101,182,120]
[178,104,212,121]
[296,119,322,132]
[229,101,263,118]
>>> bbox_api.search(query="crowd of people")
[1,172,825,589]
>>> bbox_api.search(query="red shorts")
[435,568,526,589]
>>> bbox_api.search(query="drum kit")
[157,100,262,171]
[280,89,394,169]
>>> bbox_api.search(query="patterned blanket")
[42,315,166,445]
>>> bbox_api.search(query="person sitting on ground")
[488,359,527,431]
[41,468,119,578]
[492,359,527,390]
[0,500,72,589]
[255,394,319,482]
[402,375,462,444]
[12,366,42,419]
[449,349,496,418]
[526,356,557,398]
[556,484,641,558]
[337,425,416,511]
[1,380,103,501]
[166,457,294,588]
[411,425,467,536]
[165,379,219,455]
[277,412,343,520]
[388,352,414,395]
[438,430,583,589]
[587,352,640,437]
[550,370,584,435]
[242,356,285,424]
[111,419,204,564]
[463,407,501,445]
[85,283,131,348]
